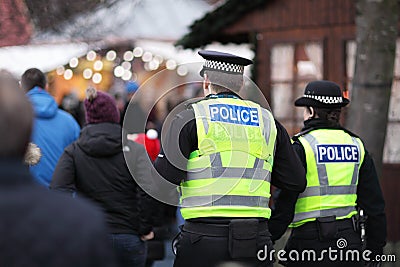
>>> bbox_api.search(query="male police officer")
[269,80,386,266]
[155,51,306,267]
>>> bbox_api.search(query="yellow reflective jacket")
[180,97,277,219]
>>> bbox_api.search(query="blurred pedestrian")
[128,129,160,162]
[270,80,386,266]
[21,68,80,187]
[51,87,155,267]
[60,92,86,127]
[121,81,146,134]
[128,126,168,267]
[0,69,116,267]
[155,51,306,267]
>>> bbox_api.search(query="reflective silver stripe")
[351,137,360,185]
[187,167,212,180]
[181,195,270,208]
[188,167,270,181]
[186,152,221,181]
[188,153,271,181]
[196,103,209,134]
[293,206,356,222]
[303,134,329,187]
[261,108,271,145]
[211,152,222,167]
[254,157,271,183]
[298,185,358,198]
[253,157,262,169]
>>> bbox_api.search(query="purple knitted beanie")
[84,87,120,124]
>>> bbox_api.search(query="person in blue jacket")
[21,68,80,187]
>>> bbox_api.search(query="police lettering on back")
[317,144,359,163]
[209,104,260,126]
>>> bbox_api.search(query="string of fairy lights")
[55,46,189,84]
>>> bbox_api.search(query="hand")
[141,231,154,241]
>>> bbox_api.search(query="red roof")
[0,0,32,47]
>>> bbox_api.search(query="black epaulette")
[292,127,315,142]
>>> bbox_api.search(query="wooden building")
[177,0,400,241]
[0,0,31,47]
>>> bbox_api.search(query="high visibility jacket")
[291,129,365,227]
[180,96,277,219]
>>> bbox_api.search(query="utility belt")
[183,219,268,236]
[182,219,271,259]
[292,216,356,241]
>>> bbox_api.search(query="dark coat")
[51,123,153,235]
[0,160,116,267]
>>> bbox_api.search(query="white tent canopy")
[0,43,89,77]
[0,40,253,78]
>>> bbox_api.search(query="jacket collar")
[302,118,342,131]
[206,91,243,100]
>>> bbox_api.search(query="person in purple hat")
[269,80,386,266]
[51,87,156,267]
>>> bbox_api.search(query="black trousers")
[284,220,363,267]
[173,221,274,267]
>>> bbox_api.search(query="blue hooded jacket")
[27,87,80,187]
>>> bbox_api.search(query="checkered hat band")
[304,94,343,104]
[204,60,244,73]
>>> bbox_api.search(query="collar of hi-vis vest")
[294,119,341,140]
[293,118,357,141]
[206,91,242,100]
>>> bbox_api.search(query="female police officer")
[155,51,306,267]
[269,80,386,266]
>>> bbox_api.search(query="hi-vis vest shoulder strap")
[291,129,365,227]
[180,97,277,219]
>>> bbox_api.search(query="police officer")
[154,50,306,267]
[269,80,386,266]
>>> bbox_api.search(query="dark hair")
[204,70,244,93]
[313,107,341,124]
[21,68,46,92]
[0,69,33,158]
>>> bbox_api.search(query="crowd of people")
[0,49,386,267]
